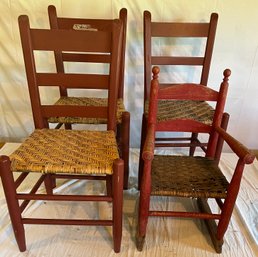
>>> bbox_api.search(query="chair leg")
[64,123,72,130]
[189,132,198,156]
[136,161,151,251]
[106,175,112,197]
[44,174,54,194]
[120,111,130,189]
[112,159,124,253]
[0,156,26,252]
[215,112,230,163]
[197,198,223,253]
[217,202,236,249]
[138,114,147,190]
[216,160,244,251]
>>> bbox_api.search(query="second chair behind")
[138,11,227,188]
[47,5,130,189]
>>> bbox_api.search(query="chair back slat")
[156,120,211,133]
[57,17,113,30]
[31,29,111,52]
[151,22,210,37]
[152,56,204,66]
[41,105,107,118]
[62,53,110,63]
[158,84,219,101]
[36,73,109,89]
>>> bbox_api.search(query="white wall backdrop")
[0,0,258,149]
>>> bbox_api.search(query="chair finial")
[152,66,160,79]
[223,69,231,82]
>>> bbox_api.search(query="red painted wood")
[0,156,26,252]
[112,159,124,253]
[139,10,221,184]
[137,65,255,253]
[48,6,129,189]
[0,12,125,253]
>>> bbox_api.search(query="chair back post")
[200,13,218,85]
[206,69,231,157]
[48,5,67,97]
[147,66,160,126]
[143,10,152,107]
[107,19,123,131]
[214,112,230,162]
[18,15,48,129]
[118,8,127,99]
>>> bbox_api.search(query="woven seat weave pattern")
[145,100,214,124]
[48,97,125,124]
[151,155,229,198]
[10,129,119,175]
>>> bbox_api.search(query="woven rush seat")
[10,129,119,175]
[145,100,215,124]
[151,155,229,198]
[48,97,125,124]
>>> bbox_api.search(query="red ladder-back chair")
[47,5,130,189]
[138,11,229,188]
[0,15,124,253]
[137,66,255,253]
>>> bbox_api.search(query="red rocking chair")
[137,66,255,253]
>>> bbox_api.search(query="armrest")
[142,124,155,161]
[215,126,255,164]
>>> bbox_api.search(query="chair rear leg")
[106,175,112,197]
[44,174,54,194]
[112,159,124,253]
[215,112,230,163]
[0,156,26,252]
[121,111,130,189]
[189,132,198,156]
[197,198,223,253]
[138,114,147,190]
[64,123,72,130]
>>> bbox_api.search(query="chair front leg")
[0,156,26,252]
[217,159,245,241]
[136,160,152,251]
[112,159,124,253]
